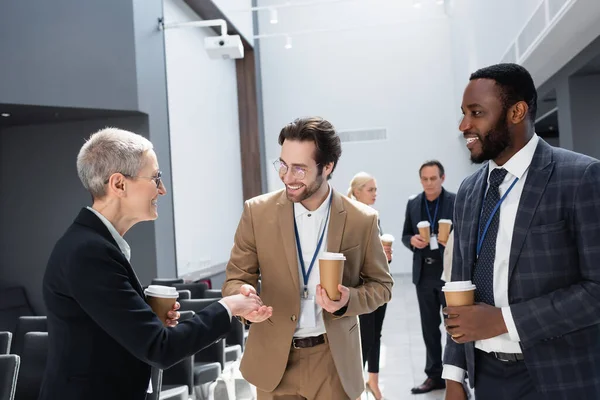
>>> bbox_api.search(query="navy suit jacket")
[443,139,600,399]
[40,208,232,400]
[402,189,456,285]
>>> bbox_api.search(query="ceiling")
[0,103,143,129]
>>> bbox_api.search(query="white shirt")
[293,185,333,338]
[443,134,540,383]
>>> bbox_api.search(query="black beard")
[470,115,512,164]
[286,173,324,202]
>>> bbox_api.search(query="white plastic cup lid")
[438,219,453,225]
[417,221,431,228]
[320,252,346,261]
[380,234,395,242]
[442,281,476,292]
[144,285,179,298]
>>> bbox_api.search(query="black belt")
[292,334,326,349]
[479,349,524,363]
[423,257,440,265]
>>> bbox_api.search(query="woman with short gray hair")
[40,128,271,400]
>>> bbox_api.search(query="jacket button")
[291,315,297,322]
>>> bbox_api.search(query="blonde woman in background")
[349,172,391,400]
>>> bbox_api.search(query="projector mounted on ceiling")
[159,18,245,60]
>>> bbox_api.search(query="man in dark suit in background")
[40,128,270,400]
[402,160,456,394]
[443,63,600,400]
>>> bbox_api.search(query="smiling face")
[278,139,330,203]
[460,78,513,164]
[121,149,166,222]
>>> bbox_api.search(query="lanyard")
[424,195,440,230]
[293,194,333,298]
[476,177,519,257]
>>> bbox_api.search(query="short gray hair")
[77,128,153,198]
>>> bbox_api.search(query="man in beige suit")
[223,117,393,400]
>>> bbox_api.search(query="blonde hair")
[347,172,375,200]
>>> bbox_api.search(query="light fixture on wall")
[413,1,422,9]
[285,35,292,49]
[0,113,10,117]
[269,8,278,24]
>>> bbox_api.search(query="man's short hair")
[470,63,538,122]
[419,160,445,177]
[77,128,153,198]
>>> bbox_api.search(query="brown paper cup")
[418,227,431,244]
[444,290,475,307]
[319,258,345,301]
[438,221,452,243]
[147,296,177,325]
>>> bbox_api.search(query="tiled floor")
[359,273,449,400]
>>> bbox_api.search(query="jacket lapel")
[327,190,347,253]
[277,192,301,290]
[465,167,488,279]
[508,140,554,281]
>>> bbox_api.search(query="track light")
[270,8,278,24]
[285,35,292,49]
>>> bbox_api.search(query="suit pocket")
[349,322,358,333]
[529,220,566,234]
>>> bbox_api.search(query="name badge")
[430,235,439,250]
[299,297,317,328]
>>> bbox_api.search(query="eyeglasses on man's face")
[273,160,318,180]
[105,170,163,188]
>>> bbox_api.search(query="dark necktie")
[473,168,508,305]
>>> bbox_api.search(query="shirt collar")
[488,133,539,180]
[86,206,131,262]
[294,184,332,218]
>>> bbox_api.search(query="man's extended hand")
[165,301,181,327]
[444,303,508,343]
[238,284,273,323]
[316,284,350,314]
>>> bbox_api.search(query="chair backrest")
[151,278,184,286]
[0,332,12,355]
[145,367,163,400]
[227,317,245,351]
[176,290,191,300]
[162,354,194,395]
[173,283,208,299]
[0,287,34,333]
[15,332,48,400]
[0,354,20,400]
[12,316,47,356]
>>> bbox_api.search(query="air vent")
[517,3,546,58]
[338,128,387,143]
[548,0,569,21]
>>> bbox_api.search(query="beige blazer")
[222,189,393,398]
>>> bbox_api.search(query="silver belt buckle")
[424,257,434,264]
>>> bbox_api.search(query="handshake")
[221,284,273,323]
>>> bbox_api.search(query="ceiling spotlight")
[0,113,10,117]
[413,0,422,8]
[269,8,278,24]
[284,35,292,49]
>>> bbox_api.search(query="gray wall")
[132,0,177,278]
[0,116,159,314]
[0,0,138,110]
[569,75,600,159]
[537,35,600,154]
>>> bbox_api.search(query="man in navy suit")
[443,63,600,400]
[402,160,456,394]
[40,128,270,400]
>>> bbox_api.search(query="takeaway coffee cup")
[319,252,346,301]
[417,221,431,243]
[437,219,453,243]
[380,233,395,247]
[144,285,179,325]
[442,281,476,306]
